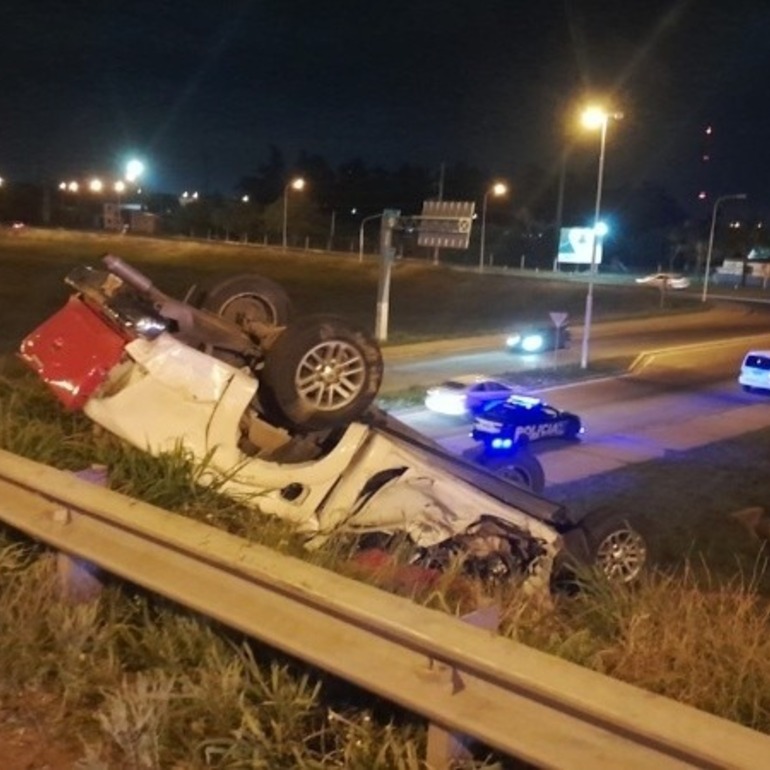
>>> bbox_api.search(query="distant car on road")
[505,324,571,353]
[424,375,519,417]
[739,350,770,393]
[472,394,583,449]
[635,272,690,290]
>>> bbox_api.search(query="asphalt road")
[381,302,770,392]
[385,304,770,487]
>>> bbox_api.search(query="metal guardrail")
[628,332,770,379]
[0,447,769,769]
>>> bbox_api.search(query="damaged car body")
[19,256,648,587]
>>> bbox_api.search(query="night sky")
[2,1,769,213]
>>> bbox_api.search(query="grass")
[1,364,770,766]
[546,429,770,590]
[0,544,432,769]
[0,227,700,356]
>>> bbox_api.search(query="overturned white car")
[19,256,648,586]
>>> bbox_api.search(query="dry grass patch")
[503,566,770,733]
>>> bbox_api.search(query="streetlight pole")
[358,213,383,262]
[701,193,747,302]
[480,192,490,271]
[479,182,507,271]
[282,177,305,250]
[580,107,621,370]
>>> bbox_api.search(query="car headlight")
[521,333,545,352]
[506,334,521,347]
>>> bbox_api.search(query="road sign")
[417,200,475,250]
[550,312,569,328]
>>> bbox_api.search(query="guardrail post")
[55,466,109,603]
[425,604,500,769]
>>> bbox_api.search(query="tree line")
[0,147,762,272]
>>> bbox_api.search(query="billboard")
[557,227,603,265]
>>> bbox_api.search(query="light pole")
[579,106,622,369]
[479,182,508,271]
[701,193,747,302]
[358,213,383,262]
[282,177,305,250]
[114,180,126,231]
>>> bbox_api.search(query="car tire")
[198,273,293,328]
[566,417,582,440]
[260,314,383,430]
[562,508,648,584]
[479,450,545,494]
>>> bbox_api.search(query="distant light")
[291,177,305,191]
[594,221,609,237]
[241,195,249,203]
[114,180,126,193]
[0,177,4,187]
[491,181,508,197]
[58,182,66,190]
[68,181,79,192]
[125,159,145,183]
[702,154,710,162]
[705,125,713,135]
[89,178,103,193]
[581,106,608,130]
[351,207,357,215]
[698,191,707,200]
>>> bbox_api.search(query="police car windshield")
[483,395,542,416]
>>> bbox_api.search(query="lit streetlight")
[125,159,145,183]
[282,177,305,250]
[89,178,103,193]
[579,105,623,369]
[701,193,748,302]
[479,182,508,271]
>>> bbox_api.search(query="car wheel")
[260,314,383,430]
[566,418,582,440]
[480,450,545,494]
[198,274,293,328]
[564,508,648,584]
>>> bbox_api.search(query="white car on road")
[635,272,690,290]
[739,350,770,393]
[424,375,519,417]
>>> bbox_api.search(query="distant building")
[102,202,159,234]
[716,248,770,288]
[129,210,160,234]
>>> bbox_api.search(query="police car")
[471,395,583,448]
